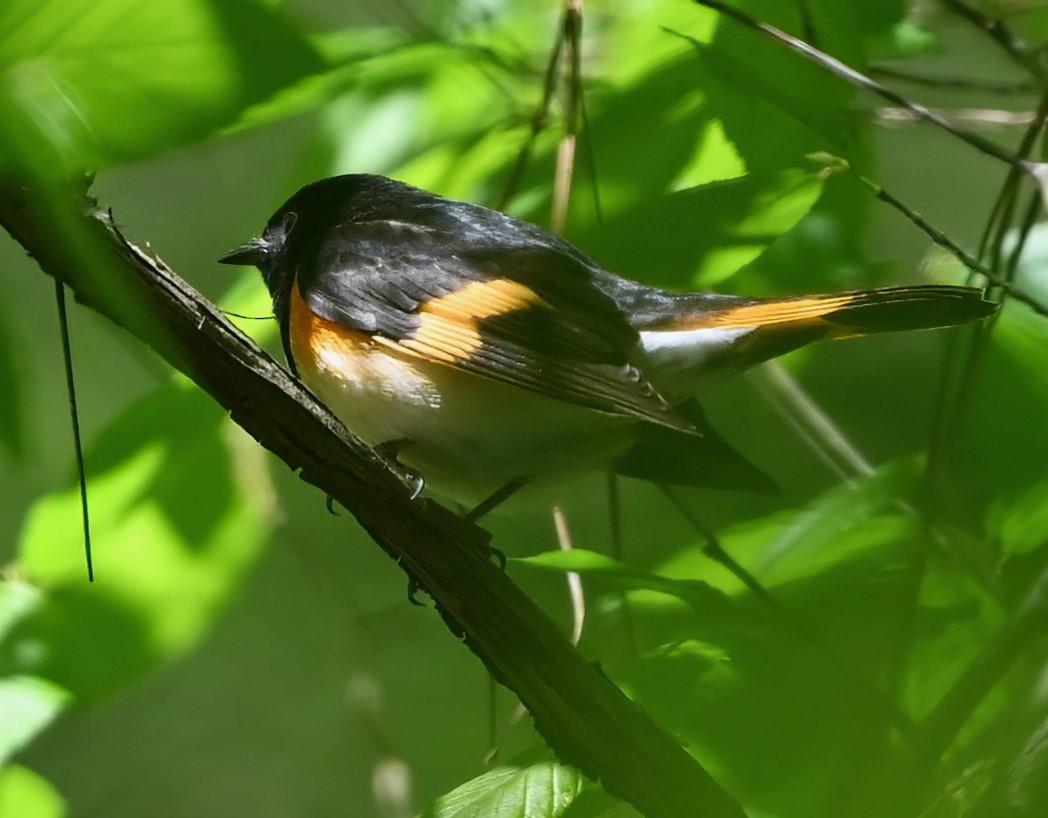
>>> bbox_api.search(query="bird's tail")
[639,285,998,388]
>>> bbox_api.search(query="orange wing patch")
[399,278,548,364]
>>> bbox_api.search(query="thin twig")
[869,64,1035,95]
[657,484,787,607]
[943,0,1048,86]
[757,361,875,479]
[1006,186,1043,281]
[925,90,1048,517]
[551,0,584,233]
[792,0,819,47]
[691,0,1031,173]
[606,475,639,657]
[221,310,273,321]
[54,280,93,582]
[553,506,586,646]
[875,107,1040,127]
[860,178,1048,318]
[497,27,564,210]
[987,94,1048,275]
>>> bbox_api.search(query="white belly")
[301,343,636,505]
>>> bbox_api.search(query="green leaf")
[995,300,1048,406]
[987,479,1048,556]
[878,20,939,58]
[420,763,583,818]
[580,167,825,289]
[12,383,269,702]
[0,676,70,765]
[1004,714,1048,815]
[0,0,323,172]
[0,580,41,643]
[0,766,66,818]
[0,584,65,762]
[752,457,921,580]
[514,550,732,616]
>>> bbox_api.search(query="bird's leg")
[462,477,530,570]
[464,477,529,523]
[375,439,425,500]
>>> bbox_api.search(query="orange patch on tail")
[675,295,858,330]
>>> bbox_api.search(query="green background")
[2,0,1048,816]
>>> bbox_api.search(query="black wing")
[294,218,692,430]
[613,399,778,492]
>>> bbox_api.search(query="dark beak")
[218,236,269,267]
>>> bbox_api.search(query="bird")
[220,174,997,514]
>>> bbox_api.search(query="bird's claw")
[376,439,426,500]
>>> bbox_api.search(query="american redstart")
[220,174,996,510]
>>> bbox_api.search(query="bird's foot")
[376,439,425,500]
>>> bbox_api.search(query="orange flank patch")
[671,295,859,331]
[399,278,547,364]
[289,284,371,374]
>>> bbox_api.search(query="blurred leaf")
[610,625,903,818]
[11,383,269,702]
[923,761,996,818]
[419,762,583,818]
[698,0,872,175]
[1006,714,1048,815]
[0,580,40,642]
[0,583,66,764]
[0,0,323,173]
[607,463,917,627]
[876,20,940,58]
[514,549,733,616]
[987,480,1048,556]
[995,301,1048,405]
[0,289,22,459]
[752,456,920,579]
[686,34,857,160]
[580,167,825,289]
[0,765,66,818]
[0,676,70,765]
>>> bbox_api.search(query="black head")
[219,174,434,269]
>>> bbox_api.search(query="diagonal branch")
[0,180,748,818]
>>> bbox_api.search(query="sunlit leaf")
[987,479,1048,556]
[515,549,733,616]
[994,300,1048,405]
[0,579,40,642]
[12,383,269,701]
[0,676,70,765]
[0,765,66,818]
[580,167,825,289]
[1005,713,1048,815]
[0,0,323,173]
[420,762,583,818]
[752,457,920,579]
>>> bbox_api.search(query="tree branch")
[0,180,747,818]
